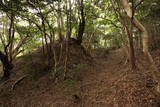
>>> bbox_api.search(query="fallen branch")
[11,75,29,90]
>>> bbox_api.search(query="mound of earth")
[0,42,93,106]
[12,41,92,79]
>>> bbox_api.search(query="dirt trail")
[69,49,158,107]
[78,49,128,106]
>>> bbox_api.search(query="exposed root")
[12,75,29,90]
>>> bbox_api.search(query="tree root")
[11,75,29,90]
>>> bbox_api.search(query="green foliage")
[0,0,159,53]
[137,0,160,22]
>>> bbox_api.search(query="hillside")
[0,45,160,107]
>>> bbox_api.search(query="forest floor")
[0,47,160,107]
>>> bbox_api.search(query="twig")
[135,0,145,9]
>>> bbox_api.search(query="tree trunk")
[125,26,136,69]
[121,0,154,64]
[121,0,160,82]
[77,0,85,44]
[57,0,64,41]
[0,51,13,78]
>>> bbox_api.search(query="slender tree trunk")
[57,0,64,41]
[64,0,72,80]
[9,14,15,62]
[121,0,154,64]
[77,0,85,44]
[125,26,136,69]
[67,0,72,40]
[41,17,51,67]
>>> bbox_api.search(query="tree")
[120,0,154,64]
[0,0,30,79]
[76,0,86,44]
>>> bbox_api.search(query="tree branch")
[135,0,145,9]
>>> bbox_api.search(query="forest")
[0,0,160,106]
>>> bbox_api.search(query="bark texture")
[121,0,154,64]
[0,51,13,78]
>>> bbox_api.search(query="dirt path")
[69,49,158,107]
[77,49,128,107]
